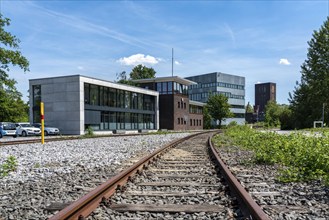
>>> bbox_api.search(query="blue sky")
[1,0,329,104]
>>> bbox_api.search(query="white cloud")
[279,58,291,65]
[77,66,84,70]
[175,60,181,65]
[117,54,161,66]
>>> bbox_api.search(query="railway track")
[49,131,269,220]
[0,136,78,146]
[0,132,171,146]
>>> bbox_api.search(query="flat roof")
[133,76,197,85]
[29,74,159,96]
[189,100,206,106]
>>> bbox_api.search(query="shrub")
[0,155,18,177]
[85,126,94,137]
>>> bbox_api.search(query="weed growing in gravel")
[84,126,94,137]
[0,155,18,177]
[215,126,329,185]
[34,162,41,168]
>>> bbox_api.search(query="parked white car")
[32,123,60,136]
[15,123,41,137]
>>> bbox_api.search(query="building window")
[132,93,138,109]
[184,103,186,109]
[125,91,131,109]
[109,88,116,107]
[194,119,196,126]
[125,112,131,129]
[32,85,41,123]
[109,112,116,130]
[138,93,143,110]
[100,87,104,106]
[117,112,125,129]
[101,111,109,130]
[178,118,180,124]
[117,90,125,108]
[84,83,90,104]
[143,95,154,111]
[190,119,192,126]
[168,82,173,94]
[143,114,154,129]
[103,87,109,106]
[199,120,202,126]
[132,113,138,129]
[157,83,162,94]
[178,102,180,108]
[90,84,99,105]
[162,82,167,94]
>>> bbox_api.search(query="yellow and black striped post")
[40,102,45,144]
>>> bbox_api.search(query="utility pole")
[171,48,174,77]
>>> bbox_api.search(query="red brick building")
[134,76,204,130]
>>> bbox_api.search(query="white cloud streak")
[27,2,150,48]
[279,58,291,65]
[117,54,161,66]
[175,61,181,65]
[223,23,236,48]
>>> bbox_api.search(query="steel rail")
[0,137,82,146]
[0,132,196,146]
[209,132,270,220]
[49,132,204,220]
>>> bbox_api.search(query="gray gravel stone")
[0,133,191,219]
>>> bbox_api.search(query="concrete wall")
[30,75,83,135]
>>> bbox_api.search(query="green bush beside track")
[214,126,329,185]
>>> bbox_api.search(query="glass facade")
[84,83,156,131]
[189,82,244,90]
[32,85,41,123]
[189,91,244,101]
[156,81,188,95]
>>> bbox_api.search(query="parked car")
[15,123,41,137]
[0,122,17,138]
[32,123,60,136]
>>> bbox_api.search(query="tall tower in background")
[255,82,276,114]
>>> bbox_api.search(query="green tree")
[279,106,294,130]
[289,17,329,128]
[130,64,156,80]
[203,105,212,129]
[0,14,29,122]
[206,94,233,128]
[246,102,254,113]
[264,101,282,127]
[116,71,135,86]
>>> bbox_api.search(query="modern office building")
[255,82,276,114]
[186,72,245,125]
[134,76,204,130]
[29,75,159,135]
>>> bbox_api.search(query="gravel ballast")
[217,141,329,220]
[0,133,191,219]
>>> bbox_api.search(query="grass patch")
[0,155,18,177]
